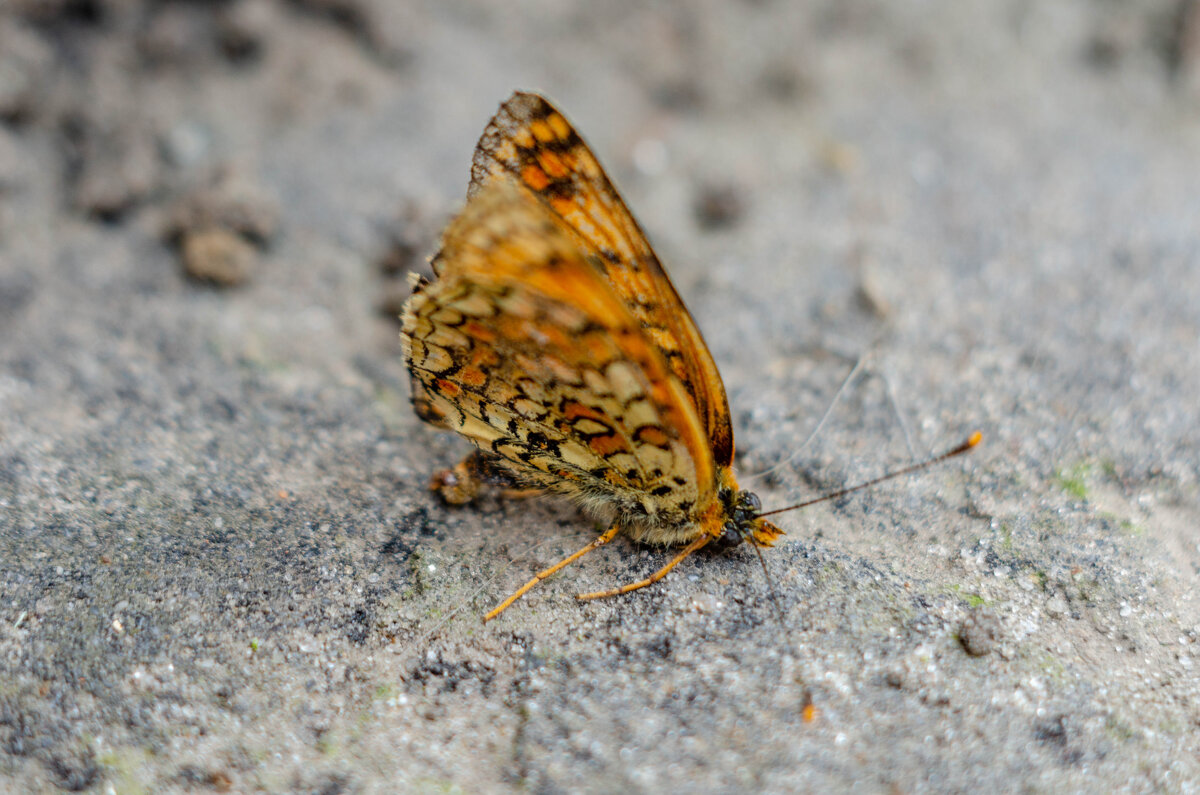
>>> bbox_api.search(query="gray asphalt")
[1,1,1198,792]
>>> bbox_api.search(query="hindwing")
[403,180,716,522]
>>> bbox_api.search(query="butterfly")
[401,90,786,621]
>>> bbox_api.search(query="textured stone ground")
[2,1,1198,792]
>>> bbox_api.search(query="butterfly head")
[716,488,784,549]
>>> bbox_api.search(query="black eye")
[739,491,761,513]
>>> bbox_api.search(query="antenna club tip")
[967,430,983,448]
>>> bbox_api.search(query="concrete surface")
[1,1,1198,792]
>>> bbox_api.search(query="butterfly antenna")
[757,431,982,519]
[748,355,865,483]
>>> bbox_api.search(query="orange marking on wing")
[463,320,496,342]
[546,113,572,140]
[529,119,555,143]
[563,401,606,422]
[469,345,500,367]
[549,195,578,218]
[538,150,570,179]
[635,426,671,447]
[521,264,629,329]
[588,434,629,456]
[459,367,487,387]
[585,334,613,363]
[521,164,550,191]
[436,379,461,397]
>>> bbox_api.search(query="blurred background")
[2,1,1198,792]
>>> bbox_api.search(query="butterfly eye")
[738,491,762,514]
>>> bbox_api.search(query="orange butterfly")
[401,91,784,620]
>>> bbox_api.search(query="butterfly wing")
[467,91,735,468]
[403,180,716,528]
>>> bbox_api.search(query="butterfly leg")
[431,450,543,505]
[430,453,486,505]
[575,534,712,602]
[484,524,620,622]
[499,485,546,500]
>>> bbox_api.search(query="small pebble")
[182,227,258,286]
[959,607,1003,657]
[693,182,744,230]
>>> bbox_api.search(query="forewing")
[402,180,715,521]
[468,91,735,467]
